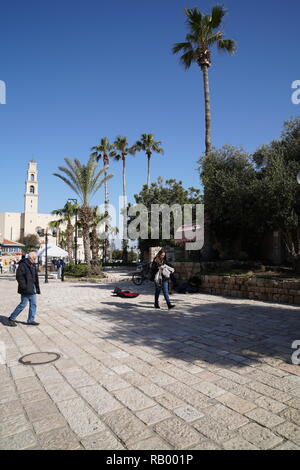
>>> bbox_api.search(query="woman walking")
[151,250,176,310]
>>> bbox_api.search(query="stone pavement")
[1,274,300,450]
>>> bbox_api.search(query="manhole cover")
[19,352,60,365]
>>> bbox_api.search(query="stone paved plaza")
[1,273,300,450]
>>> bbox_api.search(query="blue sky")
[0,0,299,215]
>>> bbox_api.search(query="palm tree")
[135,134,164,188]
[173,5,236,260]
[91,137,114,262]
[112,136,136,263]
[53,156,112,270]
[173,5,236,154]
[50,201,78,261]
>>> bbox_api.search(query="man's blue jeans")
[155,280,170,306]
[10,295,37,323]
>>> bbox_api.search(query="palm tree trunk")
[147,153,151,188]
[122,156,128,263]
[202,65,212,260]
[79,206,92,269]
[66,222,73,261]
[104,166,109,263]
[202,65,211,154]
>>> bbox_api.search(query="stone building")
[0,161,84,260]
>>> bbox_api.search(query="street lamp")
[68,198,78,265]
[36,226,57,283]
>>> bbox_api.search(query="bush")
[64,263,89,277]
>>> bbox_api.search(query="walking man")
[8,251,41,327]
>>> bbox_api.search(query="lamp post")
[68,198,78,265]
[36,226,57,283]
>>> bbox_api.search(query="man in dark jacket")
[8,252,41,327]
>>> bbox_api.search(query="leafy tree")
[131,178,203,254]
[50,201,79,260]
[19,234,40,253]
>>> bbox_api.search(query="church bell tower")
[24,160,38,214]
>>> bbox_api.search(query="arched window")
[31,174,35,181]
[30,186,35,194]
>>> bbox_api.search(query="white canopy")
[37,245,68,258]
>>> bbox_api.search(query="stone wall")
[200,275,300,305]
[173,262,202,280]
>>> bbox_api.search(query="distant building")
[0,161,84,260]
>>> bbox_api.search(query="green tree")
[50,201,79,261]
[53,156,112,271]
[112,136,137,263]
[19,234,40,254]
[135,134,164,188]
[131,178,203,255]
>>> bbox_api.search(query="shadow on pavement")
[79,296,300,369]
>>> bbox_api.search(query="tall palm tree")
[91,137,114,262]
[53,156,112,270]
[173,5,236,260]
[135,134,164,188]
[173,5,236,154]
[51,201,78,261]
[89,207,106,265]
[112,136,136,263]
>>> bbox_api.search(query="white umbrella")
[37,245,68,258]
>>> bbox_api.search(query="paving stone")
[274,441,300,450]
[138,383,165,398]
[57,397,105,437]
[32,413,67,434]
[193,416,236,443]
[155,393,185,410]
[238,422,283,449]
[216,392,257,414]
[216,369,252,385]
[43,381,78,403]
[279,407,300,426]
[150,372,177,387]
[61,368,96,388]
[24,399,59,422]
[0,414,31,438]
[223,437,257,450]
[255,396,287,414]
[196,371,222,383]
[164,382,213,409]
[192,381,227,399]
[245,408,285,428]
[102,408,153,445]
[0,430,37,450]
[0,400,24,420]
[154,417,202,449]
[207,404,249,430]
[38,426,81,450]
[111,365,133,375]
[114,387,156,411]
[9,365,35,380]
[79,384,123,415]
[189,438,221,450]
[129,436,172,450]
[19,389,49,404]
[286,397,300,410]
[173,405,205,423]
[217,378,261,401]
[14,377,43,394]
[247,381,292,403]
[136,405,171,425]
[81,429,125,450]
[274,421,300,445]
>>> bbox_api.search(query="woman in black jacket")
[150,249,175,310]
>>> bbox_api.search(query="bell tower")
[24,160,38,214]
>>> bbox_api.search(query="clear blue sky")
[0,0,299,214]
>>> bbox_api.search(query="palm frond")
[210,5,227,28]
[217,39,236,54]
